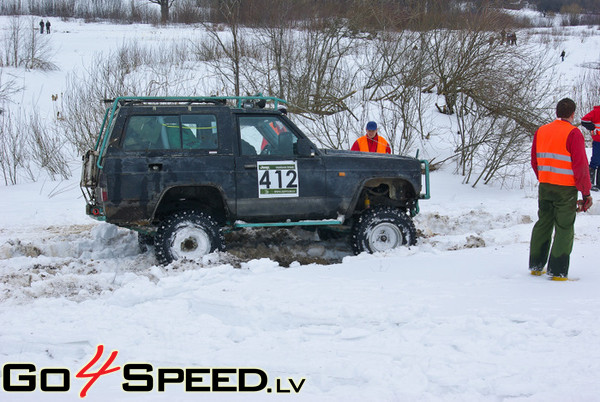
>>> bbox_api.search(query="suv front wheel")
[351,206,417,254]
[155,210,225,265]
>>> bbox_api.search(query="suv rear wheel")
[155,210,224,265]
[351,206,416,254]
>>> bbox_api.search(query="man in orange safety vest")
[529,98,592,280]
[351,121,391,154]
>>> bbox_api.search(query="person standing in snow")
[39,19,44,34]
[529,98,592,280]
[351,121,391,154]
[581,105,600,191]
[560,50,565,62]
[46,20,51,34]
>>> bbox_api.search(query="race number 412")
[257,161,299,198]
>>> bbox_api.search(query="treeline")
[530,0,600,13]
[1,0,598,28]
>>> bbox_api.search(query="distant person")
[529,98,592,281]
[39,19,44,34]
[581,105,600,191]
[351,121,391,154]
[45,20,51,34]
[500,28,506,45]
[560,50,565,62]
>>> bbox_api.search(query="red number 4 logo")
[76,345,121,398]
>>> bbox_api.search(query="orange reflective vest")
[356,135,389,154]
[535,119,576,187]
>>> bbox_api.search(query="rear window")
[181,115,218,150]
[122,114,218,151]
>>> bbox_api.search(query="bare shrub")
[0,108,27,185]
[27,110,71,180]
[290,20,359,116]
[297,99,361,150]
[573,64,600,123]
[21,17,58,71]
[57,40,201,154]
[1,16,26,68]
[0,105,71,184]
[171,0,206,23]
[0,70,22,103]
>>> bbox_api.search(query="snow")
[2,14,600,402]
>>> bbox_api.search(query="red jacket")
[581,106,600,142]
[531,119,591,195]
[351,135,391,154]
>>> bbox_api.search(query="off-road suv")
[81,96,430,264]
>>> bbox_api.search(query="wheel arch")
[152,185,230,225]
[349,177,418,216]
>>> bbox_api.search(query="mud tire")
[351,206,417,254]
[155,210,224,265]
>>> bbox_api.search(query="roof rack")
[102,95,287,109]
[95,95,288,169]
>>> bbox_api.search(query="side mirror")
[297,138,315,157]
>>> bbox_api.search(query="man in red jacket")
[351,121,391,154]
[529,98,592,280]
[580,105,600,191]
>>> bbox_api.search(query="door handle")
[244,164,256,170]
[148,163,163,171]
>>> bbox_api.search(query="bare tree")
[361,31,430,154]
[447,40,555,186]
[197,0,245,96]
[246,0,297,100]
[148,0,177,24]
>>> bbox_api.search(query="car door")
[234,115,330,221]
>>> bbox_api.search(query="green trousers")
[529,183,577,277]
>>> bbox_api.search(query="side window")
[238,116,296,156]
[122,115,179,150]
[180,114,218,150]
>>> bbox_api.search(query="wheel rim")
[367,222,403,252]
[169,225,212,260]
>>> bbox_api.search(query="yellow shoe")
[550,276,568,281]
[530,269,546,276]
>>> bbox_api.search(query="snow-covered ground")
[2,13,600,402]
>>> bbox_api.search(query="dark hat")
[366,121,377,130]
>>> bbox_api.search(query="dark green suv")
[81,96,430,264]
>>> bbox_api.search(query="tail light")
[95,187,108,203]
